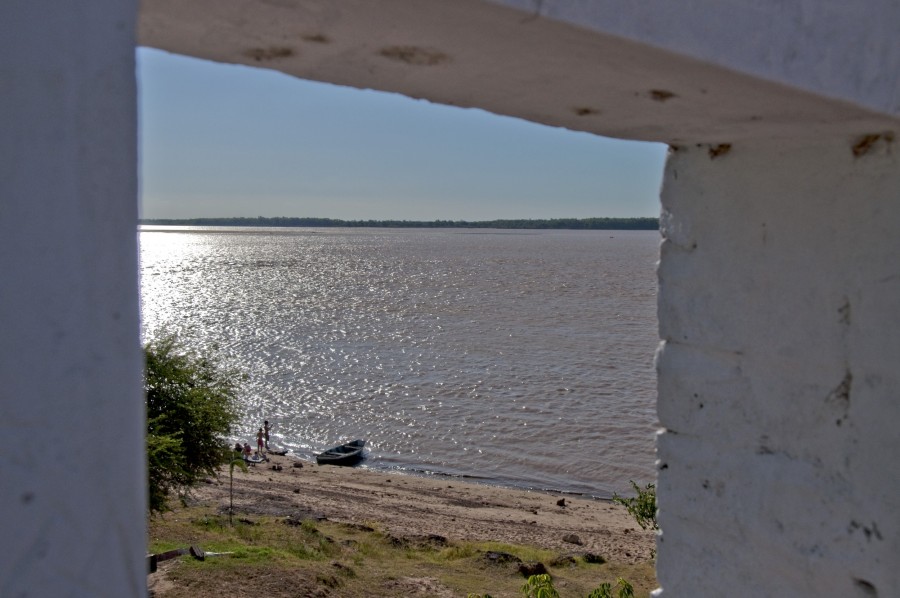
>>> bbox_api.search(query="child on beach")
[256,428,265,455]
[264,420,272,449]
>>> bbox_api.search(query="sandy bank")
[189,452,656,564]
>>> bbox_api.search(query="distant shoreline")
[139,216,659,230]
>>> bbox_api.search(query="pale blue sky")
[138,47,667,221]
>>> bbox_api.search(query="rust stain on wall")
[851,132,896,157]
[708,143,732,160]
[379,46,451,66]
[649,89,677,102]
[302,34,330,44]
[244,46,295,62]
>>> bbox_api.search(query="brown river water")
[140,226,660,498]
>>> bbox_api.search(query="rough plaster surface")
[138,0,900,144]
[0,1,145,596]
[656,138,900,596]
[490,0,900,119]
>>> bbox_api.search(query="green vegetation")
[139,216,659,230]
[588,577,635,598]
[145,335,241,513]
[522,573,561,598]
[148,505,658,597]
[612,481,658,531]
[520,573,635,598]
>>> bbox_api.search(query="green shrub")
[588,577,635,598]
[521,573,636,598]
[612,481,658,531]
[521,574,560,598]
[145,334,241,513]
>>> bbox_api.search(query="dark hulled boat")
[315,439,366,466]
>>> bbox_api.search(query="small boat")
[316,439,366,466]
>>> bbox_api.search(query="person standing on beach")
[264,420,272,449]
[256,427,265,455]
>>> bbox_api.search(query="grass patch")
[148,505,657,598]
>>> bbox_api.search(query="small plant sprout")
[588,577,635,598]
[521,574,560,598]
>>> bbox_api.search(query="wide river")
[139,226,660,498]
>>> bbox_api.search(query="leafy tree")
[145,335,241,513]
[612,481,658,531]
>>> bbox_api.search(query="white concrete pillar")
[655,136,900,595]
[0,1,145,596]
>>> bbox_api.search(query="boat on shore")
[316,439,366,466]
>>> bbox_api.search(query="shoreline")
[186,452,657,565]
[335,462,622,501]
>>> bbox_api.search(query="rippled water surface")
[140,227,660,497]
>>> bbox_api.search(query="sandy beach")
[188,452,656,564]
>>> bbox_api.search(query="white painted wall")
[3,0,898,595]
[656,137,900,595]
[489,0,900,119]
[0,1,145,596]
[138,0,896,145]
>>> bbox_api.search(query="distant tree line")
[139,216,659,230]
